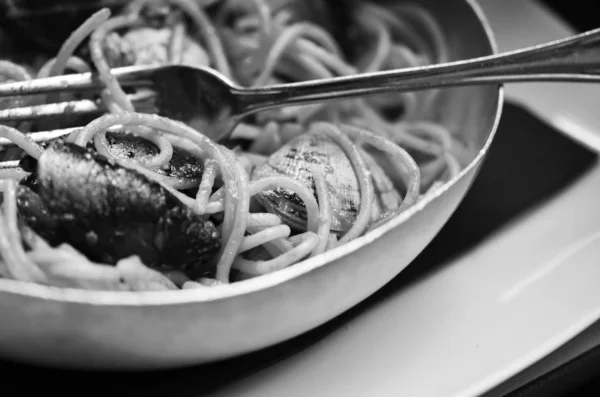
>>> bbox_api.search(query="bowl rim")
[0,0,506,307]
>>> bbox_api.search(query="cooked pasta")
[0,0,470,291]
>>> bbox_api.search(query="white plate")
[193,1,600,396]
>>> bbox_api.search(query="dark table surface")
[543,0,599,32]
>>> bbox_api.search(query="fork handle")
[241,27,600,111]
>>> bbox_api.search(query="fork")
[1,25,600,146]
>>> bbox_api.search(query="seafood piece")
[101,31,137,68]
[103,132,204,182]
[100,26,210,69]
[16,140,220,272]
[252,131,402,234]
[122,27,210,67]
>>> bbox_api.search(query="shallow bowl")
[0,0,503,369]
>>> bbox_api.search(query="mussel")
[252,131,402,234]
[103,131,205,185]
[16,140,221,272]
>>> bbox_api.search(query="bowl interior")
[378,0,500,155]
[0,0,501,302]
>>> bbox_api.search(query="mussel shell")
[0,0,130,52]
[17,140,220,271]
[104,132,204,181]
[252,131,401,234]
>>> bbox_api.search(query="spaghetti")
[0,0,469,291]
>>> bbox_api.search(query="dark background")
[542,0,599,32]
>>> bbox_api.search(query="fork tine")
[0,73,98,97]
[0,65,156,98]
[0,89,158,150]
[0,89,157,123]
[0,128,79,146]
[0,160,20,169]
[0,100,104,122]
[0,160,29,181]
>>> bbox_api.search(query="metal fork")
[1,26,600,146]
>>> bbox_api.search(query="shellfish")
[252,130,402,235]
[16,140,221,272]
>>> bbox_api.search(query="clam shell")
[252,131,401,233]
[104,132,204,182]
